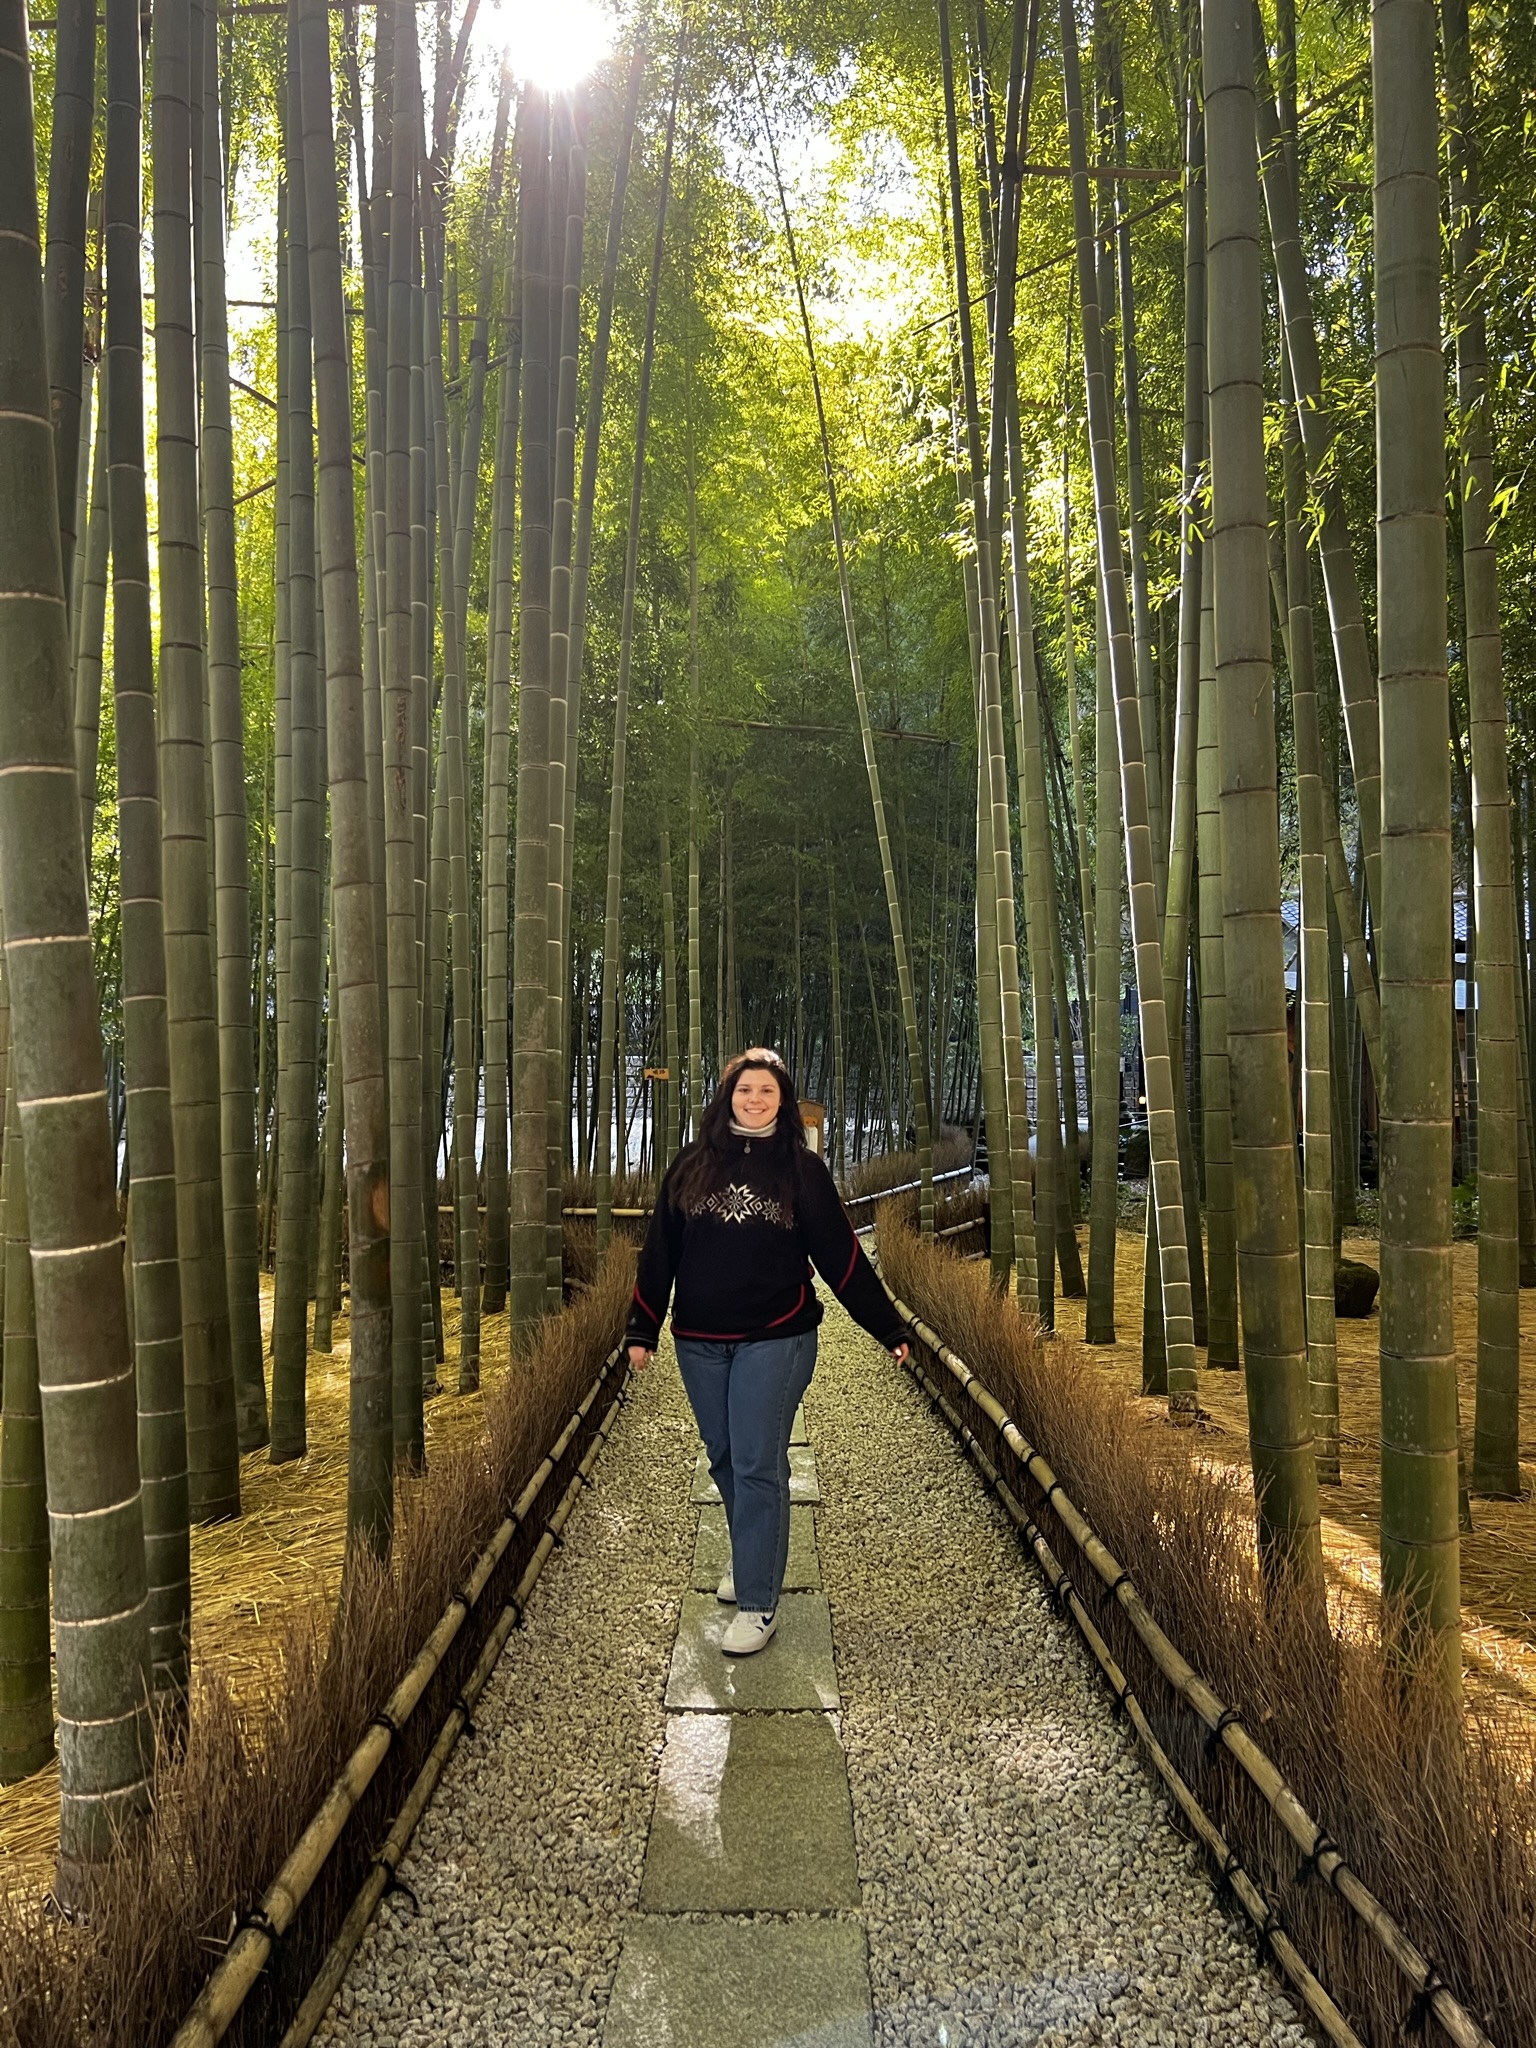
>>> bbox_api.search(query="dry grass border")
[878,1211,1536,2048]
[0,1248,634,2048]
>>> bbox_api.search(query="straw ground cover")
[0,1248,633,2048]
[878,1211,1536,2047]
[1053,1223,1536,1712]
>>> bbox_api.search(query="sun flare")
[497,0,614,90]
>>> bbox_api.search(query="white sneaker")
[721,1607,777,1655]
[716,1569,736,1604]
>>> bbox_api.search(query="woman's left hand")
[889,1340,910,1365]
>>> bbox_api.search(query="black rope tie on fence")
[1213,1849,1243,1909]
[1253,1907,1283,1967]
[370,1706,401,1740]
[1295,1830,1340,1888]
[1105,1566,1135,1600]
[1407,1965,1448,2035]
[235,1905,283,1954]
[382,1871,421,1916]
[1204,1704,1243,1757]
[452,1695,479,1739]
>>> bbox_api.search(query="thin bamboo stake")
[1060,1,1193,1400]
[595,42,684,1253]
[755,58,935,1236]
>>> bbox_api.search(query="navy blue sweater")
[625,1136,906,1352]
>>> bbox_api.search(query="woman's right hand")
[627,1343,655,1372]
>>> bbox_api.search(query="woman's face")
[730,1066,782,1130]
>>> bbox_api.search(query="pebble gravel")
[812,1300,1312,2048]
[316,1297,1315,2047]
[314,1354,700,2048]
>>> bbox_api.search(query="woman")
[626,1048,910,1655]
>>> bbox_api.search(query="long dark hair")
[669,1051,808,1214]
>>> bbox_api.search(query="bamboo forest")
[4,0,1536,2041]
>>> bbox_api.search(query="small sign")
[800,1099,826,1156]
[643,1067,670,1080]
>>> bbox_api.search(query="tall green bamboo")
[201,16,267,1451]
[563,42,646,1152]
[685,407,705,1140]
[104,0,192,1705]
[510,88,555,1339]
[298,0,394,1554]
[596,49,683,1255]
[757,63,935,1236]
[0,1084,51,1783]
[1373,0,1459,1686]
[313,921,343,1354]
[1252,24,1381,925]
[72,399,110,854]
[1203,0,1322,1578]
[153,0,242,1516]
[269,40,324,1461]
[1285,384,1340,1484]
[940,0,1035,1306]
[827,856,847,1177]
[382,0,425,1449]
[1085,578,1121,1342]
[425,216,480,1392]
[546,97,590,1300]
[1196,549,1240,1368]
[1060,0,1194,1406]
[44,0,97,600]
[0,13,151,1882]
[1443,0,1520,1501]
[481,158,521,1320]
[659,821,682,1173]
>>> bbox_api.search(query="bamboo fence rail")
[885,1292,1495,2048]
[905,1351,1361,2048]
[276,1377,628,2048]
[169,1344,630,2048]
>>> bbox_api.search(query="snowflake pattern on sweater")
[695,1181,792,1228]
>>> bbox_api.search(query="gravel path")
[316,1297,1314,2047]
[315,1354,700,2048]
[811,1300,1312,2048]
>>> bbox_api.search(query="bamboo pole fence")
[883,1291,1495,2048]
[169,1344,631,2048]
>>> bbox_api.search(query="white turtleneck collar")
[729,1116,778,1141]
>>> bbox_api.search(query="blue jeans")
[674,1330,817,1612]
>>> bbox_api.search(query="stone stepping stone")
[691,1503,821,1592]
[690,1443,820,1505]
[603,1917,873,2048]
[791,1403,808,1444]
[664,1592,839,1712]
[640,1711,859,1912]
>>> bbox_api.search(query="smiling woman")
[499,0,614,89]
